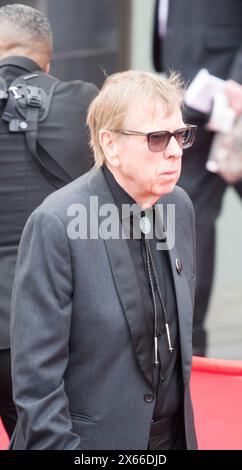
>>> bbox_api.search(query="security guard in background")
[0,3,97,437]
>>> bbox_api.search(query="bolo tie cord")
[144,236,173,367]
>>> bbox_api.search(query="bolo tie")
[140,213,173,367]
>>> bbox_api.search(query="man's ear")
[99,130,120,167]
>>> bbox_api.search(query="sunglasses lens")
[148,132,169,152]
[146,126,197,152]
[179,127,196,149]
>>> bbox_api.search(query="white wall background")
[130,0,155,71]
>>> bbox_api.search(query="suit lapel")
[88,168,155,390]
[157,200,193,385]
[167,246,193,384]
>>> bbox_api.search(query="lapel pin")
[175,258,183,273]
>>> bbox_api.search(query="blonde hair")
[87,70,184,166]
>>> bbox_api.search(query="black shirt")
[102,166,184,429]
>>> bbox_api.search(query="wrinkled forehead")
[123,96,183,130]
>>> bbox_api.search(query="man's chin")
[154,181,176,197]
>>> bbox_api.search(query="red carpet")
[0,419,9,450]
[1,356,242,450]
[191,356,242,450]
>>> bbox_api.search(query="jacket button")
[144,393,155,403]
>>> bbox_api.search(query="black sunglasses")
[113,125,197,153]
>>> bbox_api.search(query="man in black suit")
[153,0,242,356]
[0,3,97,437]
[10,70,197,450]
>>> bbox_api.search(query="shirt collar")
[102,165,138,220]
[102,165,160,242]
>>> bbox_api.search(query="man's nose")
[163,136,183,159]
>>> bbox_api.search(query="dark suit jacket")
[0,56,97,349]
[153,0,242,121]
[10,167,197,449]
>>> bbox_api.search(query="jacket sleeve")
[10,207,81,449]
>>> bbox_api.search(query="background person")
[0,3,97,437]
[153,0,242,356]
